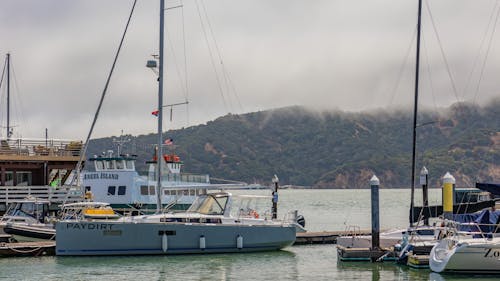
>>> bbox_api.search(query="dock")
[294,230,372,245]
[0,241,55,257]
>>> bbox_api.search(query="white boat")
[430,235,500,273]
[81,150,243,214]
[4,201,120,241]
[336,226,438,249]
[56,191,299,255]
[0,197,52,235]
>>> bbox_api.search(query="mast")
[155,0,165,213]
[6,53,11,139]
[410,0,423,227]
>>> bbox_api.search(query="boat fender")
[199,235,206,250]
[162,233,168,252]
[236,235,243,249]
[250,210,259,219]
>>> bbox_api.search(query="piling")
[420,166,429,225]
[370,175,380,260]
[272,175,279,219]
[442,172,455,220]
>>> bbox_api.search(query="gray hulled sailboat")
[55,0,298,256]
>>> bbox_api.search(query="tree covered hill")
[87,100,499,188]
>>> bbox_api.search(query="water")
[0,189,497,280]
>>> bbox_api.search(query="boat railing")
[0,185,84,205]
[344,225,362,237]
[441,220,500,240]
[0,138,83,157]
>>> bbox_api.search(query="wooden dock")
[294,230,371,245]
[0,241,55,257]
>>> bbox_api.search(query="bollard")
[442,172,455,220]
[370,175,380,254]
[420,166,429,225]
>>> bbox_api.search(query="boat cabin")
[0,197,51,224]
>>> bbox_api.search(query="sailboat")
[55,0,299,256]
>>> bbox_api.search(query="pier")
[294,230,372,245]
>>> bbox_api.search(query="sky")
[1,0,499,140]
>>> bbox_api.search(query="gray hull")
[56,221,296,256]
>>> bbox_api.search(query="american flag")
[164,138,173,145]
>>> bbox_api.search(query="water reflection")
[54,250,298,281]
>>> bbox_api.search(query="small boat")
[430,235,500,273]
[0,197,52,235]
[4,201,120,241]
[55,191,300,256]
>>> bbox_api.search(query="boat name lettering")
[66,223,114,230]
[484,248,500,258]
[83,173,119,180]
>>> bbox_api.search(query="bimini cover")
[454,209,500,233]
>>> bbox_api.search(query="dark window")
[118,186,126,195]
[107,186,116,195]
[85,186,91,192]
[140,185,148,195]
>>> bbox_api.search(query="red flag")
[164,138,173,145]
[151,109,159,116]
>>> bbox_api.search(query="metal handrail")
[0,138,83,157]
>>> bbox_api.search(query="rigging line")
[463,0,500,101]
[200,0,244,113]
[181,0,190,127]
[165,26,188,98]
[472,2,500,105]
[425,0,461,103]
[194,0,228,111]
[0,57,6,93]
[10,62,28,137]
[387,27,417,107]
[74,0,137,183]
[422,33,439,116]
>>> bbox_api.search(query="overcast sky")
[1,0,499,140]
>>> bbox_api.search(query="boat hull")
[56,221,296,256]
[3,224,55,242]
[430,237,500,273]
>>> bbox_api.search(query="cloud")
[0,0,498,141]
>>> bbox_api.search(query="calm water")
[0,189,497,280]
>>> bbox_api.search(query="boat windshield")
[187,194,228,215]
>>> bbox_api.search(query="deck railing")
[0,185,84,205]
[0,138,83,157]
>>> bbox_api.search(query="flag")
[164,138,173,145]
[151,109,159,116]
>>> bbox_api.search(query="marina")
[1,0,499,279]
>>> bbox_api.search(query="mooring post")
[442,172,455,221]
[272,174,279,219]
[370,175,380,256]
[420,166,429,225]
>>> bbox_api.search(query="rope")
[71,0,137,189]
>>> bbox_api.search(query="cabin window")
[163,190,169,196]
[125,160,134,170]
[189,189,195,196]
[85,186,91,192]
[95,161,104,171]
[149,185,156,195]
[118,186,126,195]
[116,160,125,169]
[183,189,189,196]
[107,186,116,195]
[140,185,148,195]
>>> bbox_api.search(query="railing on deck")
[0,138,83,157]
[0,185,84,204]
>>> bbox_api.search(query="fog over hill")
[87,100,499,188]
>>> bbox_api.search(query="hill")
[86,100,500,188]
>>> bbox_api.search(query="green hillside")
[86,100,500,188]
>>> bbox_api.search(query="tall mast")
[155,0,165,213]
[6,53,11,139]
[410,0,423,227]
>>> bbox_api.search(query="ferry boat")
[81,150,244,214]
